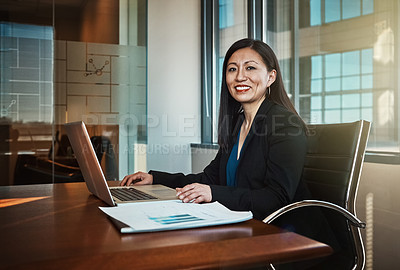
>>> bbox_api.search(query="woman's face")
[226,47,275,106]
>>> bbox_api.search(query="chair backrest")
[90,136,118,181]
[303,120,370,269]
[304,120,370,212]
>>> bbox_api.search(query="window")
[300,49,374,125]
[203,0,400,155]
[310,0,322,26]
[301,0,374,27]
[202,0,248,143]
[219,0,234,29]
[217,0,248,133]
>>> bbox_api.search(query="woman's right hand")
[120,171,153,186]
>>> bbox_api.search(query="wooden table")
[0,182,332,269]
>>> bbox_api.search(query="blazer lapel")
[238,99,275,159]
[221,99,275,186]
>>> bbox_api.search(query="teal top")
[226,131,244,186]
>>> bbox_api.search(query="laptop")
[65,121,177,206]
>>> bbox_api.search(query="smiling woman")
[121,38,309,223]
[225,47,276,160]
[218,38,302,150]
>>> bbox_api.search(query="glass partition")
[0,0,147,185]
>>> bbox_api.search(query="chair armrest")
[263,200,366,229]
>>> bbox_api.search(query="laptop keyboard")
[110,188,158,201]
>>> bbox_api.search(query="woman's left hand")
[176,183,212,203]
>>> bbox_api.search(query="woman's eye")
[246,66,256,70]
[228,67,236,72]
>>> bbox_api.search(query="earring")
[238,105,244,113]
[267,86,271,98]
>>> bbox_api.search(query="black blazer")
[151,99,309,220]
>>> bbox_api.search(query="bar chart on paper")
[99,200,252,233]
[149,214,204,225]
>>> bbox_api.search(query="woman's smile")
[235,85,251,93]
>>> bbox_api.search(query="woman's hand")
[176,183,212,203]
[120,171,153,186]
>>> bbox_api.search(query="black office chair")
[14,134,118,184]
[264,120,370,270]
[91,136,118,181]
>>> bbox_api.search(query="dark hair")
[218,38,300,148]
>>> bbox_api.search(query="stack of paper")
[99,200,253,233]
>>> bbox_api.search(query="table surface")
[0,182,332,269]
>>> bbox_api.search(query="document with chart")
[99,200,253,233]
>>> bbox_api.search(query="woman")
[121,38,308,221]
